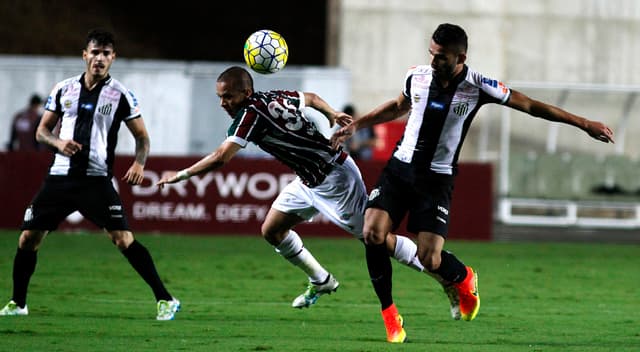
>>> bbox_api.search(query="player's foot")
[0,300,28,316]
[156,298,180,321]
[443,284,461,320]
[381,303,406,343]
[291,273,339,308]
[454,266,479,321]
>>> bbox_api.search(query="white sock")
[275,230,328,283]
[393,235,425,272]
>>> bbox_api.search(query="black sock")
[12,248,37,308]
[431,250,467,283]
[121,240,172,301]
[365,243,393,310]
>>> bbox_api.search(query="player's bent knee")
[18,230,46,250]
[109,230,134,249]
[420,253,442,272]
[363,229,386,245]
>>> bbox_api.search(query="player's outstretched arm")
[156,141,242,188]
[302,92,349,127]
[506,89,615,143]
[331,93,410,149]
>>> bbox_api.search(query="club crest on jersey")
[98,103,112,115]
[453,102,469,116]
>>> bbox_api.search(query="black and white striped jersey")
[45,73,141,177]
[394,64,511,176]
[226,90,341,187]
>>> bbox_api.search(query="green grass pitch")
[0,230,638,351]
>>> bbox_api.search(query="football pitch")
[0,230,638,351]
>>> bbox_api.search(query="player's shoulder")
[53,74,82,91]
[406,65,432,75]
[105,76,141,108]
[464,66,503,88]
[104,76,130,95]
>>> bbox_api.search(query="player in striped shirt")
[0,29,179,321]
[332,23,614,343]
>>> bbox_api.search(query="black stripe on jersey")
[415,68,469,167]
[69,77,107,176]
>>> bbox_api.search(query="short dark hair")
[432,23,468,53]
[217,66,254,91]
[29,94,42,106]
[86,29,115,48]
[342,104,355,115]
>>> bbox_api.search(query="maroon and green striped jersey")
[226,90,341,187]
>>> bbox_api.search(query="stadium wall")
[0,152,493,240]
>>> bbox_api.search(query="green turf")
[0,230,638,351]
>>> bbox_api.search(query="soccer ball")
[243,29,288,74]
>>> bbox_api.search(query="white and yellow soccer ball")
[243,29,288,74]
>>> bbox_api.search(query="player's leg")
[416,232,479,321]
[363,208,406,343]
[108,229,180,320]
[0,230,48,316]
[385,233,425,272]
[409,178,480,321]
[2,178,72,316]
[82,177,178,320]
[261,207,338,308]
[109,230,177,305]
[363,165,410,342]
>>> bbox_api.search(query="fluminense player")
[0,29,180,321]
[332,23,614,343]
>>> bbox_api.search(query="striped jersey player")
[331,23,614,343]
[1,29,179,321]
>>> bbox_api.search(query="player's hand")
[123,162,145,185]
[330,124,355,149]
[334,112,353,127]
[57,140,83,157]
[586,120,615,143]
[156,171,180,189]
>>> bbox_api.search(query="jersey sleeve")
[401,66,418,98]
[225,108,260,148]
[45,81,64,115]
[122,89,142,121]
[296,91,306,109]
[470,70,511,104]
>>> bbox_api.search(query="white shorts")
[271,155,366,239]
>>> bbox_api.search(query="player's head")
[216,66,254,118]
[342,104,355,116]
[432,23,468,54]
[29,94,43,107]
[429,23,467,80]
[83,29,116,79]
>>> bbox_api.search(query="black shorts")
[366,159,454,237]
[21,176,129,232]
